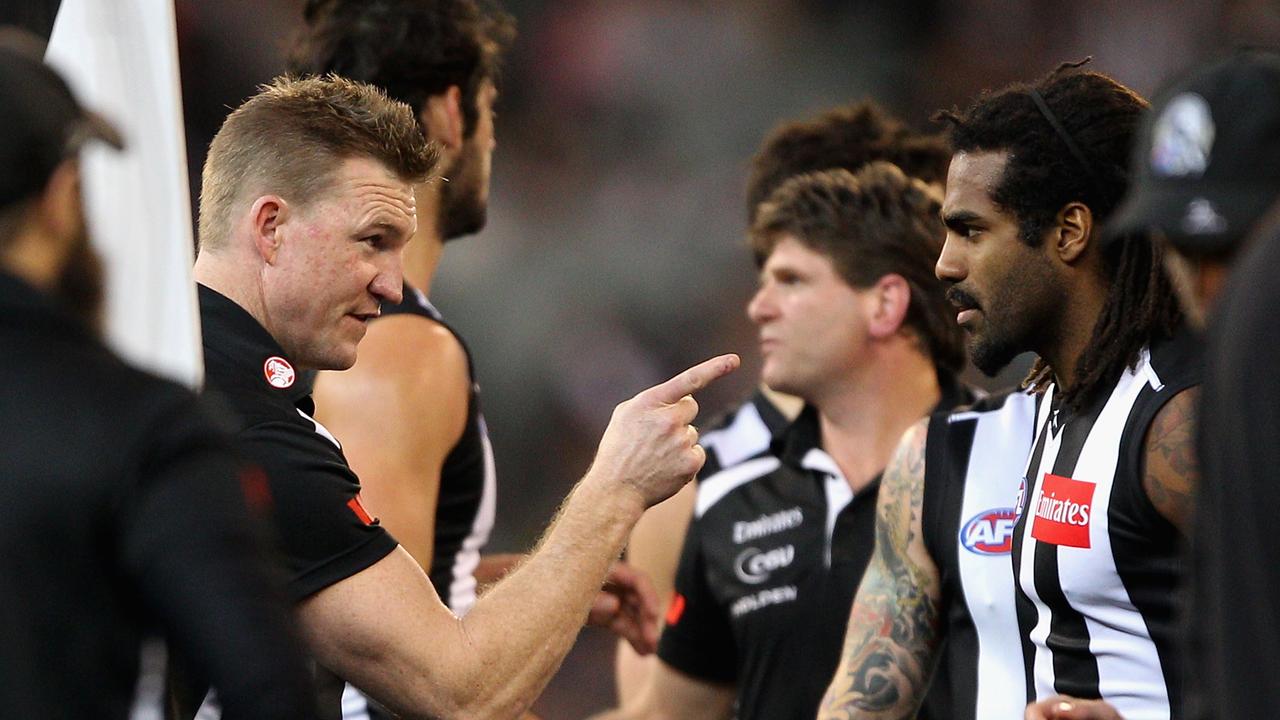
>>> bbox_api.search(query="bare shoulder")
[877,418,930,538]
[1141,386,1199,534]
[354,314,470,393]
[312,314,469,450]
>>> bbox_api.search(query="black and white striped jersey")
[341,283,497,720]
[921,389,1040,720]
[384,283,497,616]
[1012,334,1200,719]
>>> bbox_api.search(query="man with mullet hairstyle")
[821,64,1197,720]
[192,74,738,720]
[598,161,971,720]
[617,101,953,703]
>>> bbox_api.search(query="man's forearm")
[450,475,646,717]
[818,557,940,720]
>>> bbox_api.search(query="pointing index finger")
[644,354,740,406]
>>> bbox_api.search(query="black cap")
[1106,49,1280,255]
[0,27,123,209]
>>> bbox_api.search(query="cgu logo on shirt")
[1030,473,1095,548]
[734,544,795,585]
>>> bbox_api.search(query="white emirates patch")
[263,356,296,389]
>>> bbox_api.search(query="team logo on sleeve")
[665,593,687,625]
[1030,473,1095,548]
[960,508,1018,555]
[347,494,374,525]
[263,356,295,389]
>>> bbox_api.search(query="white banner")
[45,0,202,388]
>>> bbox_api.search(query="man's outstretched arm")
[299,354,739,720]
[819,419,943,720]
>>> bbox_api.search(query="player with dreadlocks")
[820,63,1198,720]
[940,62,1196,719]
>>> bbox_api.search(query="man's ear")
[249,195,288,264]
[419,85,465,152]
[866,273,912,339]
[1053,201,1094,264]
[36,160,82,250]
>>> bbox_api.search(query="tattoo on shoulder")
[1143,387,1199,533]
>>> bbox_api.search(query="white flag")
[45,0,202,388]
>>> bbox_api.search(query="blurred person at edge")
[287,6,665,717]
[190,72,738,719]
[595,162,972,720]
[616,101,954,704]
[1026,49,1280,720]
[0,29,313,720]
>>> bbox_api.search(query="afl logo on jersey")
[960,508,1018,555]
[263,356,296,389]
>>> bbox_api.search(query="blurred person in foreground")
[616,101,953,703]
[191,72,738,719]
[596,161,971,720]
[288,7,662,716]
[0,29,312,719]
[1026,49,1280,720]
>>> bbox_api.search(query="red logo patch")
[665,593,687,626]
[263,356,295,389]
[1030,473,1095,548]
[347,495,374,525]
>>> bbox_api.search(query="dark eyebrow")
[941,209,982,233]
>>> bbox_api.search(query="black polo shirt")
[659,377,971,720]
[198,284,399,600]
[0,272,311,718]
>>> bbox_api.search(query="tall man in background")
[599,161,969,719]
[617,101,953,701]
[193,73,737,719]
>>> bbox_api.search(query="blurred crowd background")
[172,1,1279,715]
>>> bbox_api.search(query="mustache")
[946,287,981,311]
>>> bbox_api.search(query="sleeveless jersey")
[921,389,1039,720]
[1011,333,1200,720]
[342,282,497,720]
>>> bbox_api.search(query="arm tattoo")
[819,423,941,720]
[1143,387,1200,534]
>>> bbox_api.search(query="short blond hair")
[198,74,437,250]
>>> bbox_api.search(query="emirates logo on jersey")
[263,356,295,389]
[1030,473,1095,548]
